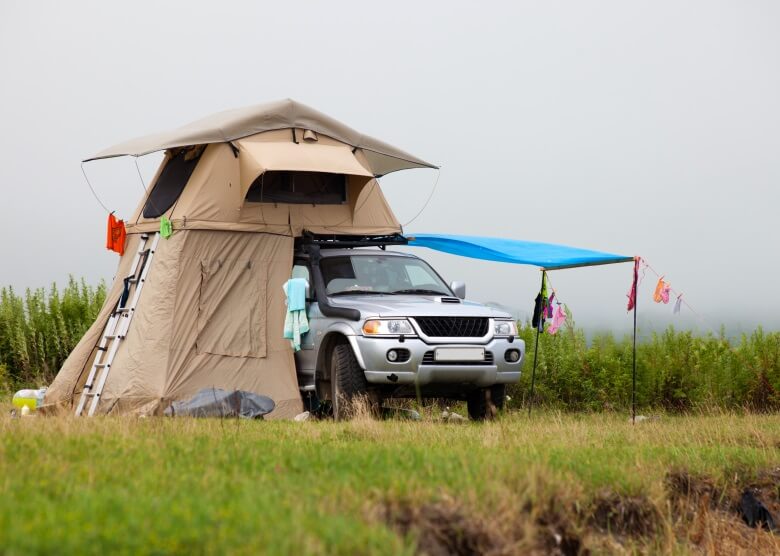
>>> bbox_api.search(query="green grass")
[2,412,779,554]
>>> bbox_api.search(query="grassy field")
[2,410,780,555]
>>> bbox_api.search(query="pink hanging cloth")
[653,276,672,304]
[627,258,640,311]
[548,305,567,335]
[660,282,672,304]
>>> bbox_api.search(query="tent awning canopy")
[84,98,437,177]
[405,233,634,270]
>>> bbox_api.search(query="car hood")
[325,295,512,319]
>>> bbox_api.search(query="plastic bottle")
[12,387,47,411]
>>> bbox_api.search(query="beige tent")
[44,99,436,418]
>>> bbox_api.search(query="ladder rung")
[78,232,158,418]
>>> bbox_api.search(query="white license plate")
[434,347,485,362]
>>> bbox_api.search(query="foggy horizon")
[1,1,778,335]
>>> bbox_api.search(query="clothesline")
[640,259,717,334]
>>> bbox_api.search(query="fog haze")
[1,1,778,335]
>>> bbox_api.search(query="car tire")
[467,385,506,420]
[330,342,368,419]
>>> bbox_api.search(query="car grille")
[422,351,494,365]
[414,317,489,337]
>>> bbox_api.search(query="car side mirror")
[450,281,466,299]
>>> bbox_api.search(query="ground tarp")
[164,388,275,419]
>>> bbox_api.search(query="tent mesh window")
[142,147,204,218]
[245,171,347,204]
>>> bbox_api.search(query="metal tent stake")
[527,270,545,417]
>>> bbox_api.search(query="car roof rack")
[298,232,409,250]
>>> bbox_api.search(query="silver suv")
[294,238,524,419]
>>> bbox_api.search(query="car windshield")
[320,254,452,296]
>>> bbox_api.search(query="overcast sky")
[1,1,778,336]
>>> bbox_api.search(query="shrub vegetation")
[0,278,105,393]
[1,279,778,412]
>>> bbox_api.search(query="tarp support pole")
[528,270,545,417]
[631,258,639,425]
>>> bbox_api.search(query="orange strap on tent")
[106,213,127,256]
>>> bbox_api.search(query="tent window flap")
[245,171,347,205]
[196,259,267,358]
[143,148,203,218]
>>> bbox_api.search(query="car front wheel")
[466,384,505,420]
[329,342,369,419]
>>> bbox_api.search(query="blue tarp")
[406,233,634,270]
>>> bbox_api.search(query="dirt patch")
[666,469,728,513]
[380,496,505,556]
[380,495,587,556]
[588,491,660,538]
[380,468,780,554]
[534,503,585,556]
[666,467,780,517]
[745,467,780,518]
[666,468,780,554]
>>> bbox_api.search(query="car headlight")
[362,319,415,336]
[494,320,517,337]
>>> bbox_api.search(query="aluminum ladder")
[75,232,160,416]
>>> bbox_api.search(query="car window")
[320,255,450,295]
[404,264,440,287]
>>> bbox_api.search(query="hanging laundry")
[626,258,639,311]
[283,278,310,351]
[653,277,665,303]
[531,293,545,331]
[106,213,126,256]
[548,305,567,335]
[660,282,672,304]
[653,276,672,304]
[673,294,683,314]
[546,292,555,319]
[532,272,549,332]
[160,215,173,239]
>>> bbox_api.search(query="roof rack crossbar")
[299,232,408,249]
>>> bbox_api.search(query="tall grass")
[513,320,780,412]
[0,277,105,392]
[1,278,778,412]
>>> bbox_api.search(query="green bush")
[510,320,780,412]
[0,277,105,390]
[2,277,778,412]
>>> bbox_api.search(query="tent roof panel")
[85,99,437,176]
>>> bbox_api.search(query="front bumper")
[355,336,524,387]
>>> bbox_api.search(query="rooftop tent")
[45,100,435,419]
[84,98,438,177]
